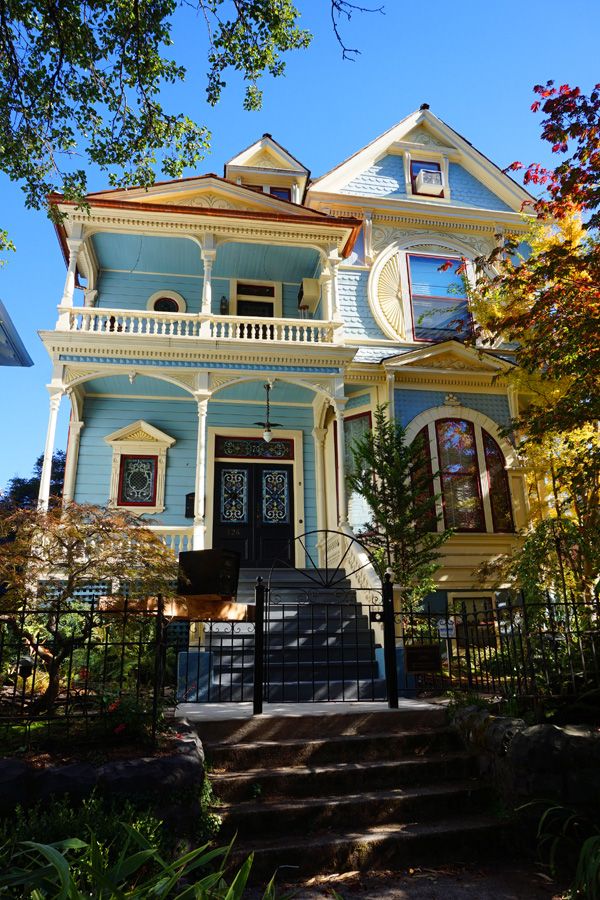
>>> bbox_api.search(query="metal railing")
[56,307,338,344]
[398,594,600,701]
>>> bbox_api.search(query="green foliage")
[529,802,600,898]
[0,0,314,231]
[0,793,163,872]
[347,405,452,609]
[0,450,66,509]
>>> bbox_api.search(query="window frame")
[410,159,444,198]
[104,420,176,516]
[406,252,473,344]
[229,279,282,317]
[415,417,514,535]
[146,290,187,313]
[117,454,159,508]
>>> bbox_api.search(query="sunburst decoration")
[377,252,405,339]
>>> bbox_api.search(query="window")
[146,291,186,313]
[408,254,471,342]
[118,455,158,506]
[436,419,485,531]
[230,279,282,319]
[269,187,291,201]
[105,420,175,515]
[410,160,443,197]
[153,297,180,313]
[416,419,513,533]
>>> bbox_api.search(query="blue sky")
[1,0,599,488]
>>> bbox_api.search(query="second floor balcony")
[56,306,342,345]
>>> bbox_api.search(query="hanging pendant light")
[254,382,282,443]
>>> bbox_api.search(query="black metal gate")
[174,531,398,711]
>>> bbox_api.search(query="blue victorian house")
[38,106,531,616]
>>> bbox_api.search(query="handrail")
[56,307,338,344]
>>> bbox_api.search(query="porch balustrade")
[57,306,338,344]
[150,525,194,556]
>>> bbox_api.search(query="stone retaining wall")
[454,705,600,808]
[0,726,204,833]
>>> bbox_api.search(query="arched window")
[416,419,514,533]
[146,291,186,313]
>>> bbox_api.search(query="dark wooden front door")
[213,462,294,566]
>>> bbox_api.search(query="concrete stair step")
[204,727,464,771]
[191,707,449,744]
[214,661,379,680]
[217,780,490,839]
[211,750,475,802]
[228,814,509,881]
[216,649,377,665]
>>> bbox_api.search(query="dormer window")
[268,187,291,201]
[411,160,444,197]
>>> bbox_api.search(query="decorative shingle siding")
[340,154,407,198]
[448,164,511,211]
[338,270,386,340]
[338,156,512,212]
[354,346,408,364]
[394,389,511,430]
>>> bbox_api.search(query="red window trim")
[435,419,485,533]
[410,159,444,199]
[117,454,159,507]
[407,253,472,343]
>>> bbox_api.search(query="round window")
[153,297,180,313]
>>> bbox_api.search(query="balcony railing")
[57,307,338,344]
[150,526,194,556]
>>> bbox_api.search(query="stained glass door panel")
[213,462,294,566]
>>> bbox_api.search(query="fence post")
[152,594,166,742]
[461,601,473,690]
[253,577,265,715]
[383,573,399,710]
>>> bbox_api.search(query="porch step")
[193,707,509,881]
[206,727,463,770]
[211,750,474,802]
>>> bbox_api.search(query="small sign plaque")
[437,618,456,639]
[405,643,442,673]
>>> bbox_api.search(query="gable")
[104,420,176,447]
[384,341,513,375]
[309,107,531,214]
[225,134,308,174]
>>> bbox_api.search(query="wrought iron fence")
[3,588,599,745]
[398,593,600,702]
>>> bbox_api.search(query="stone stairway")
[200,706,506,881]
[194,567,385,702]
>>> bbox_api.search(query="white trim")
[229,278,283,317]
[104,419,175,515]
[146,290,187,313]
[205,426,306,568]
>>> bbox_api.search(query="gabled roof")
[224,133,309,176]
[0,299,33,367]
[84,174,319,216]
[382,340,514,374]
[309,106,532,213]
[104,420,176,446]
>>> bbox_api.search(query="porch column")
[312,426,327,534]
[332,398,348,527]
[57,225,84,329]
[201,236,216,315]
[193,393,210,550]
[319,269,333,321]
[38,388,64,509]
[328,250,343,323]
[62,419,84,504]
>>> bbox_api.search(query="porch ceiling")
[92,233,203,276]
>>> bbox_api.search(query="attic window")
[269,187,291,201]
[411,160,444,197]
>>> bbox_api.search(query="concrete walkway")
[175,699,440,722]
